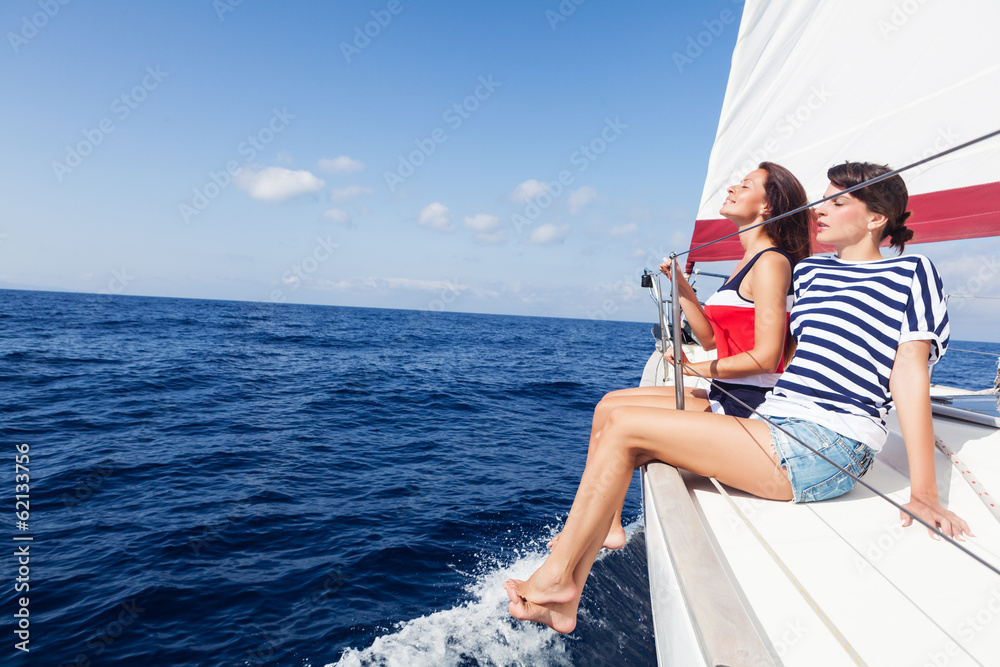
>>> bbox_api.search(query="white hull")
[640,351,1000,666]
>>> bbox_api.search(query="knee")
[594,394,620,423]
[596,407,643,462]
[602,405,632,436]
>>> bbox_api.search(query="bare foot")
[602,523,627,550]
[548,522,626,551]
[504,579,579,634]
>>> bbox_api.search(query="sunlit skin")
[550,169,792,551]
[813,184,887,260]
[508,180,973,634]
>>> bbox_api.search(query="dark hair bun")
[889,220,914,246]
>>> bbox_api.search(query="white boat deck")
[642,351,1000,666]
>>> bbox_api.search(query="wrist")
[909,487,940,504]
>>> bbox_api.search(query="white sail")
[695,0,1000,225]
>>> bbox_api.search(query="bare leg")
[507,406,791,633]
[549,387,711,550]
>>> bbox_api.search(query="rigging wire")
[947,347,1000,357]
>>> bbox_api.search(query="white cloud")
[510,179,550,203]
[463,214,506,244]
[234,167,325,202]
[322,208,351,224]
[611,222,638,236]
[316,277,466,294]
[463,214,501,232]
[330,185,374,201]
[527,223,570,244]
[418,202,453,232]
[318,156,365,173]
[568,186,598,213]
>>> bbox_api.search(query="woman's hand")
[663,345,687,367]
[665,346,705,377]
[900,495,974,541]
[659,258,683,282]
[890,340,975,542]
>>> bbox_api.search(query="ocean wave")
[331,521,651,667]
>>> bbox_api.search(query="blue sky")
[2,0,998,340]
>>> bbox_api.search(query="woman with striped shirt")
[506,162,972,634]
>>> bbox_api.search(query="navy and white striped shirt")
[757,254,949,450]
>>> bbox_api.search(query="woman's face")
[814,183,883,247]
[720,168,768,222]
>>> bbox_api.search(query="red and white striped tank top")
[702,247,794,388]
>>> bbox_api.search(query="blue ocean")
[3,289,996,666]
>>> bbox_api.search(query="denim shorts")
[765,417,875,503]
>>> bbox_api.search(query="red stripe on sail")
[685,181,1000,270]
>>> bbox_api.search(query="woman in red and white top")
[579,162,812,550]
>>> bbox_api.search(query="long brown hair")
[758,162,812,264]
[827,161,913,253]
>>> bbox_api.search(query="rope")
[935,435,1000,523]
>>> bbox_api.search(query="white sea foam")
[330,551,572,667]
[330,520,643,667]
